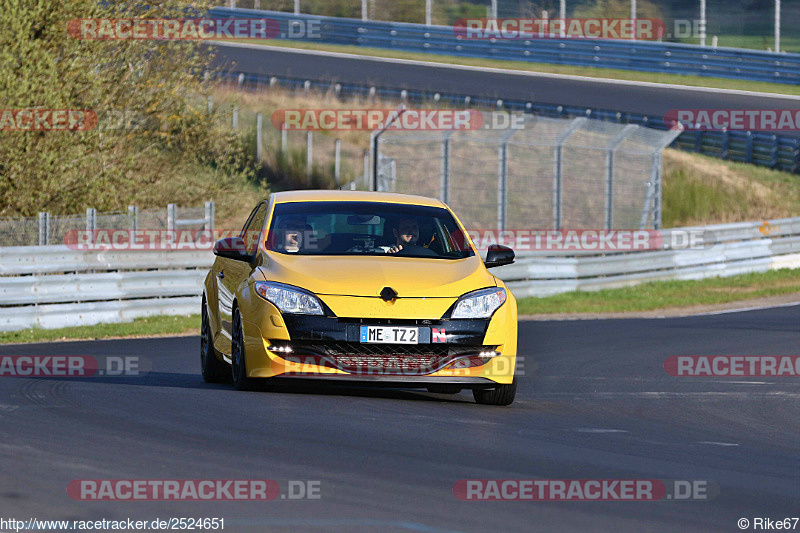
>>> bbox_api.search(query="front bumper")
[238,288,518,385]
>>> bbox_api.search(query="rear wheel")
[231,307,257,391]
[200,296,228,383]
[473,379,517,406]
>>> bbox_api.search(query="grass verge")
[231,39,800,96]
[517,269,800,315]
[0,315,200,345]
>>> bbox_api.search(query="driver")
[387,217,419,254]
[276,217,313,253]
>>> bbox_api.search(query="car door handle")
[218,271,224,279]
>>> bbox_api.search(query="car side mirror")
[484,244,515,268]
[213,237,253,263]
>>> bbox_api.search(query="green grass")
[517,269,800,315]
[661,149,800,228]
[233,39,800,96]
[0,314,200,345]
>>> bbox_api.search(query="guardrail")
[218,72,800,174]
[0,247,212,331]
[210,7,800,84]
[496,217,800,297]
[0,218,798,331]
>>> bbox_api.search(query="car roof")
[270,190,446,208]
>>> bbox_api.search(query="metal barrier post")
[281,123,287,155]
[334,139,341,187]
[167,204,176,232]
[205,201,215,231]
[86,208,96,245]
[38,212,49,246]
[440,132,451,204]
[128,205,138,232]
[256,113,263,161]
[232,106,238,129]
[307,131,313,186]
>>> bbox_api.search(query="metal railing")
[217,72,800,174]
[0,217,797,331]
[210,7,800,84]
[0,203,214,248]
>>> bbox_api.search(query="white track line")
[213,41,800,100]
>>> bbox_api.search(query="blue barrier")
[216,71,800,174]
[210,7,800,84]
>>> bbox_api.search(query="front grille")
[273,341,494,376]
[288,341,483,358]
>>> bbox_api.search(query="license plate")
[360,326,419,344]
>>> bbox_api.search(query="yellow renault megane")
[201,190,518,405]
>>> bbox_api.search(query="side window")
[241,202,266,255]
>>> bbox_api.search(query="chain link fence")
[374,113,681,230]
[0,203,214,248]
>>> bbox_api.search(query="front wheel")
[201,296,228,383]
[231,308,257,391]
[473,378,517,406]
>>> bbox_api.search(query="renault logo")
[380,287,398,302]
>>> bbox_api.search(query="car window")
[241,202,266,255]
[266,201,474,259]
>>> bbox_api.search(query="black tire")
[231,307,256,391]
[201,296,228,383]
[473,379,517,406]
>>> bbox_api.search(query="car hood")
[258,252,496,298]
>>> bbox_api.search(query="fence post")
[745,131,754,163]
[237,73,245,89]
[362,0,367,20]
[440,132,451,204]
[721,130,729,159]
[552,118,586,230]
[281,123,287,155]
[128,205,138,232]
[770,135,779,168]
[167,204,176,232]
[256,113,263,161]
[232,105,239,129]
[207,96,213,115]
[205,201,215,232]
[306,131,313,186]
[653,152,662,230]
[497,142,508,231]
[38,212,49,246]
[363,150,369,190]
[86,208,96,245]
[605,125,637,230]
[334,139,341,187]
[254,0,260,10]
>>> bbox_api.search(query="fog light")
[271,345,293,353]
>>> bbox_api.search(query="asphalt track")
[212,43,800,119]
[1,304,798,531]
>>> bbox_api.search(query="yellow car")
[201,190,518,405]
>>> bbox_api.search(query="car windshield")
[266,201,474,259]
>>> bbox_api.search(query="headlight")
[451,287,506,319]
[254,281,324,315]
